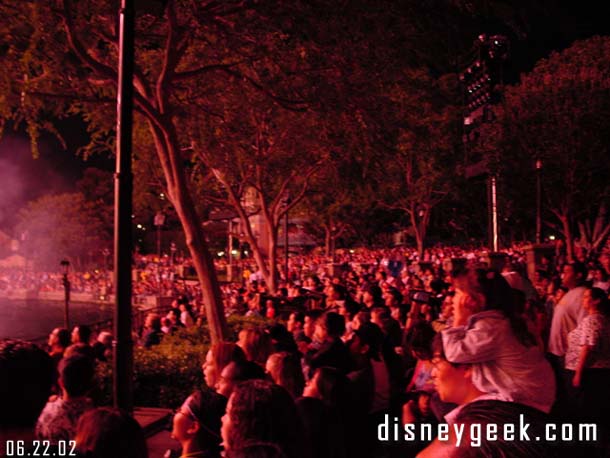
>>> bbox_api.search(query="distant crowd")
[2,241,610,457]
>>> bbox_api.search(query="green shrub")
[95,314,274,408]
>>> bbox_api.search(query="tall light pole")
[460,33,509,252]
[490,175,499,252]
[154,211,166,260]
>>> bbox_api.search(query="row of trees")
[2,1,609,341]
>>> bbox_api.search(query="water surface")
[0,298,113,341]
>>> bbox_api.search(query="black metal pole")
[227,220,233,282]
[157,224,161,260]
[536,159,542,244]
[63,274,70,330]
[61,260,71,330]
[113,0,135,412]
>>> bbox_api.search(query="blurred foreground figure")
[74,407,147,458]
[0,339,55,449]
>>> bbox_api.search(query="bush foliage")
[95,314,271,408]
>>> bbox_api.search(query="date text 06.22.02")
[3,440,77,457]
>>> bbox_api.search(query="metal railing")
[29,300,175,347]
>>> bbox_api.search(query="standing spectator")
[72,325,92,346]
[0,340,55,449]
[564,287,610,428]
[266,352,305,399]
[36,355,95,443]
[74,408,147,458]
[202,342,245,390]
[169,389,227,458]
[304,312,352,377]
[221,380,306,458]
[591,266,610,292]
[287,312,307,343]
[548,262,588,362]
[237,328,272,367]
[216,360,266,399]
[548,262,588,415]
[93,331,113,362]
[47,327,71,366]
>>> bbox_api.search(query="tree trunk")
[149,122,227,343]
[267,229,278,294]
[409,208,428,260]
[172,188,228,343]
[416,234,424,260]
[559,215,574,263]
[324,224,332,259]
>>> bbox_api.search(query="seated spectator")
[36,355,95,443]
[266,352,305,399]
[221,380,305,458]
[169,389,227,458]
[0,339,55,448]
[47,327,71,366]
[216,360,265,399]
[74,407,147,458]
[202,342,246,390]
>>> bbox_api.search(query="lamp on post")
[60,259,71,330]
[154,211,166,261]
[170,242,177,266]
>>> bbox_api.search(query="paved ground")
[147,430,178,458]
[132,407,177,458]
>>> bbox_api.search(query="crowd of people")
[2,241,610,457]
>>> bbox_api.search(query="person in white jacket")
[441,269,556,414]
